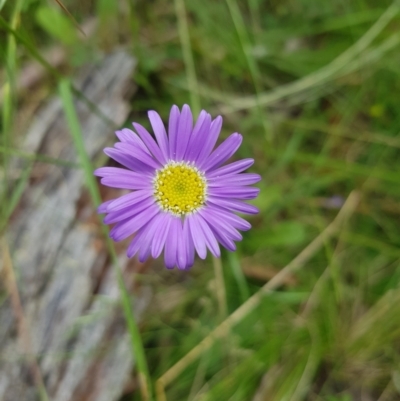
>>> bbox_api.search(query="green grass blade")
[1,0,24,229]
[174,0,201,116]
[225,0,272,140]
[227,252,250,303]
[0,15,117,129]
[0,146,79,167]
[58,78,154,401]
[220,1,400,113]
[0,164,31,234]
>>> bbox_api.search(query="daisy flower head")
[95,105,260,270]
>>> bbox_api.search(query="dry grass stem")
[219,2,400,114]
[1,237,49,401]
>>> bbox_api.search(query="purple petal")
[209,186,260,200]
[208,197,259,214]
[151,212,172,258]
[148,110,170,161]
[183,218,195,269]
[104,148,154,174]
[127,215,159,262]
[127,219,155,258]
[185,111,211,162]
[110,205,159,241]
[138,214,166,262]
[168,105,180,160]
[187,214,207,259]
[208,173,261,187]
[107,190,153,212]
[176,104,193,161]
[195,116,222,162]
[115,129,150,154]
[98,199,114,214]
[115,142,162,170]
[205,206,251,231]
[138,246,152,262]
[115,129,134,143]
[138,242,152,262]
[200,208,242,242]
[212,229,236,251]
[104,197,155,224]
[195,213,220,257]
[100,172,152,190]
[207,158,254,178]
[132,122,167,165]
[200,133,243,172]
[96,167,152,189]
[94,167,124,177]
[164,217,181,269]
[175,220,188,270]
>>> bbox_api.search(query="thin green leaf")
[58,79,154,401]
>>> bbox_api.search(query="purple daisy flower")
[95,104,260,270]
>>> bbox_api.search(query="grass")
[58,78,153,400]
[2,0,400,400]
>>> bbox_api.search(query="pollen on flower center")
[153,161,207,215]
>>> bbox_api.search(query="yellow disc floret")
[153,161,207,216]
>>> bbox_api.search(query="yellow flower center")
[153,162,207,216]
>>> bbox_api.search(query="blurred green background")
[2,0,400,400]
